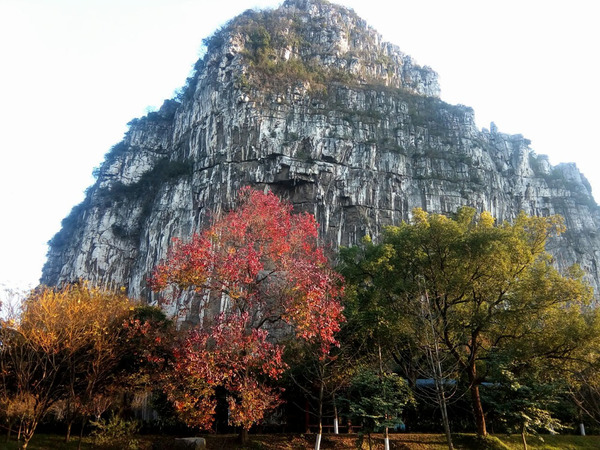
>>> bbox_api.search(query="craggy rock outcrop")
[42,0,600,301]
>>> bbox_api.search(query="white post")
[580,423,586,436]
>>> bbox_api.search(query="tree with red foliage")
[150,187,344,440]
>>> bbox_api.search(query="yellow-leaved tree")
[0,282,134,449]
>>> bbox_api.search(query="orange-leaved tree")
[0,283,134,449]
[150,187,344,441]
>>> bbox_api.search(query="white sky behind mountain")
[1,0,599,302]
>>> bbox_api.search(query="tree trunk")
[521,423,528,450]
[384,426,390,450]
[20,423,36,450]
[305,399,310,434]
[378,343,391,450]
[440,396,454,450]
[470,383,487,436]
[238,428,249,445]
[333,395,339,434]
[315,378,324,450]
[65,420,73,443]
[466,354,486,437]
[77,418,86,450]
[6,420,12,443]
[461,330,486,437]
[578,406,585,435]
[429,329,454,450]
[314,431,322,450]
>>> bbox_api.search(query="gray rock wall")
[42,0,600,301]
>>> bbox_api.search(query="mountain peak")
[197,0,440,98]
[42,1,600,303]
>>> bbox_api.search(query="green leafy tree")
[285,337,361,450]
[341,368,412,450]
[569,366,600,434]
[340,207,595,437]
[484,368,564,450]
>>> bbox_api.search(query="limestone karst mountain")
[42,0,600,301]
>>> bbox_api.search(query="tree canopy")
[0,283,142,449]
[340,207,597,438]
[150,187,345,439]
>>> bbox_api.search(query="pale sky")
[1,0,599,300]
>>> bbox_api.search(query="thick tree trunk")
[466,348,486,437]
[238,428,249,445]
[470,384,487,437]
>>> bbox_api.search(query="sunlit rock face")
[42,0,600,301]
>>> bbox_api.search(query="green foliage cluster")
[49,158,193,251]
[97,158,193,205]
[47,199,90,250]
[102,141,129,167]
[343,368,412,433]
[95,158,193,237]
[483,370,565,438]
[90,415,140,449]
[405,94,469,132]
[340,207,600,446]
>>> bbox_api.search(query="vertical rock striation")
[42,0,600,300]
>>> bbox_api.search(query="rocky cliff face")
[42,0,600,301]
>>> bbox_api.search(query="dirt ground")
[200,433,454,449]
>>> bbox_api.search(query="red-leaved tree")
[150,187,344,439]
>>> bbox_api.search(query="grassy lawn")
[2,432,600,449]
[498,434,600,450]
[0,434,95,450]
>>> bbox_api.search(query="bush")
[91,414,140,449]
[454,434,510,450]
